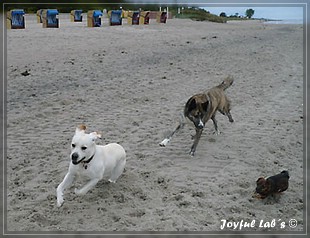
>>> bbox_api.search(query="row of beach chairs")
[6,9,167,29]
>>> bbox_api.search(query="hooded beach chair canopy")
[11,9,25,15]
[87,10,102,27]
[139,11,150,24]
[157,11,167,23]
[110,10,122,25]
[47,9,59,15]
[127,11,140,25]
[10,9,25,27]
[93,10,103,17]
[46,9,59,24]
[41,9,59,27]
[72,9,83,21]
[75,10,82,17]
[93,10,102,26]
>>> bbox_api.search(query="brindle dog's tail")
[217,76,234,91]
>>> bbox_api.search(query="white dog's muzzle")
[71,152,86,165]
[71,152,95,165]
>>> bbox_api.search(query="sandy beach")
[6,13,304,233]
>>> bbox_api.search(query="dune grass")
[175,8,227,23]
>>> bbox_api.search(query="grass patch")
[175,8,227,23]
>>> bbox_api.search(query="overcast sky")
[201,6,303,20]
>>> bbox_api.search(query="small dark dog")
[255,170,290,199]
[160,76,234,156]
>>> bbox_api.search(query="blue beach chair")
[7,9,25,29]
[93,10,102,27]
[87,10,102,27]
[42,9,59,28]
[71,10,83,22]
[109,10,122,26]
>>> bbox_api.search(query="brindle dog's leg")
[190,128,203,156]
[227,111,234,122]
[211,115,220,135]
[160,116,185,147]
[219,109,234,123]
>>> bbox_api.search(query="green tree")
[219,12,227,17]
[245,8,255,18]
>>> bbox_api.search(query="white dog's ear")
[90,131,102,141]
[75,124,86,134]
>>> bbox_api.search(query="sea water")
[264,19,303,24]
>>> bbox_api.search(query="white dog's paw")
[57,196,64,207]
[159,138,170,147]
[74,188,85,195]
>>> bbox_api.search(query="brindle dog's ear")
[187,98,197,112]
[202,101,209,111]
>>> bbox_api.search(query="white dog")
[56,124,126,207]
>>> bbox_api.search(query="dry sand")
[6,14,304,233]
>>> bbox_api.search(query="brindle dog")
[160,76,234,156]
